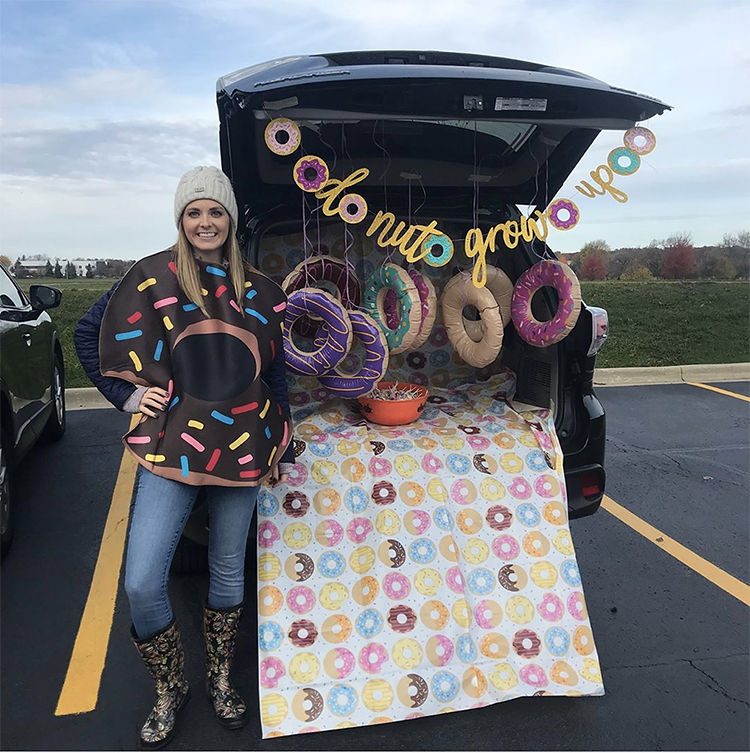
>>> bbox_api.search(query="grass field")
[19,278,750,388]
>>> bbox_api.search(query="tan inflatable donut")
[440,273,504,368]
[464,266,514,342]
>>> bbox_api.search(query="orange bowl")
[357,382,429,426]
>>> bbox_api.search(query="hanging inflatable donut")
[283,256,361,338]
[463,265,514,342]
[440,273,504,368]
[264,118,301,156]
[364,264,422,355]
[383,269,437,350]
[511,260,581,347]
[293,155,330,192]
[314,311,389,397]
[284,288,352,375]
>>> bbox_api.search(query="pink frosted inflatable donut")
[283,256,361,338]
[293,155,329,192]
[511,261,581,347]
[284,289,352,376]
[315,311,389,398]
[264,118,301,156]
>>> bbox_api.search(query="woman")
[74,166,295,749]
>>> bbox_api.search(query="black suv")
[0,266,65,556]
[215,50,670,519]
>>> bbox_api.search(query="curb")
[66,363,750,410]
[593,362,750,387]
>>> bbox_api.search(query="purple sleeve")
[73,281,138,411]
[264,347,295,465]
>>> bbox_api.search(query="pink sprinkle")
[237,453,254,465]
[154,297,178,309]
[127,436,151,444]
[127,311,142,324]
[273,302,287,312]
[281,421,288,446]
[168,261,177,274]
[181,432,205,452]
[230,299,241,313]
[215,285,227,298]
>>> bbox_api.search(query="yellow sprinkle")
[188,420,204,430]
[144,454,165,463]
[268,446,277,467]
[128,351,142,372]
[229,432,250,450]
[244,281,252,288]
[163,316,174,330]
[137,278,157,292]
[259,399,270,419]
[201,288,208,296]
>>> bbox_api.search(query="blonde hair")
[172,224,247,318]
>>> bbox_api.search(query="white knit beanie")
[174,166,239,229]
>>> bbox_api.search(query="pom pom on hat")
[174,166,239,229]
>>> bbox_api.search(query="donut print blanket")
[99,250,291,486]
[255,371,604,736]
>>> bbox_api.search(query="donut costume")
[99,250,291,486]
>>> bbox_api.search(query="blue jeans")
[124,468,259,639]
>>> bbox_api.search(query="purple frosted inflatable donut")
[283,255,362,338]
[314,311,389,397]
[284,288,352,376]
[511,261,581,347]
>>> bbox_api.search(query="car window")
[0,267,27,308]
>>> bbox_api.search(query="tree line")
[563,232,750,281]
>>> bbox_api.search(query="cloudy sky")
[1,0,748,262]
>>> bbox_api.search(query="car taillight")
[587,306,609,357]
[580,470,603,499]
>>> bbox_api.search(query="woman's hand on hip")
[267,464,289,488]
[139,387,170,418]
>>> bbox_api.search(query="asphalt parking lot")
[1,381,748,751]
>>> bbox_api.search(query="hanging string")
[371,119,394,268]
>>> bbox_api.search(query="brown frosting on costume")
[99,250,291,486]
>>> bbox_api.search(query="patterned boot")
[203,602,247,729]
[131,621,191,750]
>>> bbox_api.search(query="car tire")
[0,425,14,559]
[43,354,66,441]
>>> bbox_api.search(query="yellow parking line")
[55,417,139,716]
[601,495,750,607]
[687,382,750,402]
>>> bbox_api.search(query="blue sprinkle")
[180,455,189,478]
[154,340,164,361]
[115,329,142,341]
[211,410,234,425]
[245,308,268,324]
[183,303,199,312]
[168,396,180,410]
[265,426,272,439]
[245,289,258,300]
[206,266,226,277]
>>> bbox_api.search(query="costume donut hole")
[172,333,256,402]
